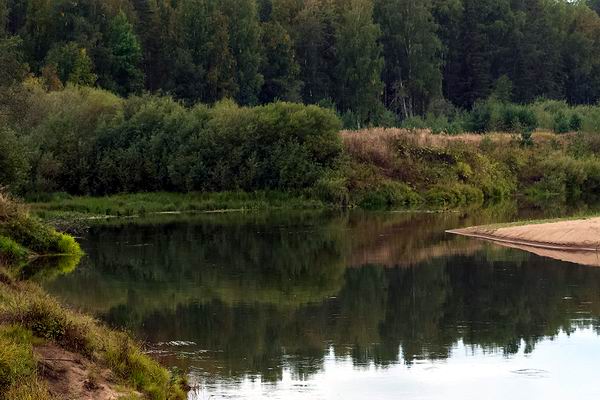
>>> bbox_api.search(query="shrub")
[425,184,484,208]
[554,111,571,133]
[570,113,583,131]
[18,87,343,195]
[357,181,421,209]
[313,175,350,206]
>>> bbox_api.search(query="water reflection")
[40,208,600,397]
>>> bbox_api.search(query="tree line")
[3,0,600,127]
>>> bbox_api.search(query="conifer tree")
[335,0,384,124]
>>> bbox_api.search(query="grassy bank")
[29,190,326,218]
[24,129,600,217]
[340,128,600,208]
[0,192,187,399]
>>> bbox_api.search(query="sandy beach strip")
[447,217,600,267]
[447,217,600,252]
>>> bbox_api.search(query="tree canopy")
[3,0,600,123]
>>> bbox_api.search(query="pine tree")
[335,0,384,124]
[220,0,264,105]
[174,0,236,103]
[104,11,144,95]
[44,42,96,86]
[294,0,337,104]
[0,0,8,36]
[259,21,302,103]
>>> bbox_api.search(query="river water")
[40,205,600,399]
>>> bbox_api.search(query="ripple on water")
[510,368,550,378]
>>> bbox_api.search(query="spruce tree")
[334,0,384,125]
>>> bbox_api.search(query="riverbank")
[0,193,187,399]
[447,216,600,268]
[26,129,600,219]
[7,85,600,212]
[448,217,600,251]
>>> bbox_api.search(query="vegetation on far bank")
[0,192,187,399]
[3,85,600,215]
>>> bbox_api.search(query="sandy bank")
[448,217,600,251]
[447,217,600,267]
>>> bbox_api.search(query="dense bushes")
[8,85,342,195]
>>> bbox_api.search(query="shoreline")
[448,217,600,267]
[446,229,600,252]
[0,192,187,399]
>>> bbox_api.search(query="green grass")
[0,236,29,264]
[30,190,327,219]
[0,324,52,400]
[0,272,186,399]
[1,192,84,257]
[1,192,185,399]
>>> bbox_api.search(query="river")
[38,205,600,399]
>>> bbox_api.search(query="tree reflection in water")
[41,209,600,384]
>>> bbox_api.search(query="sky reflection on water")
[40,208,600,399]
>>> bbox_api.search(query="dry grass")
[0,273,186,399]
[341,128,568,151]
[0,190,25,223]
[341,128,571,170]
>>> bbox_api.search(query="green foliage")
[312,174,350,206]
[103,12,144,95]
[14,87,342,195]
[3,0,600,125]
[0,36,27,86]
[466,99,538,133]
[259,21,302,103]
[335,0,384,125]
[44,42,97,86]
[554,111,571,134]
[375,0,443,117]
[0,127,28,191]
[0,325,36,392]
[0,236,28,264]
[425,183,484,208]
[357,181,421,209]
[491,75,513,103]
[570,113,583,131]
[221,0,264,105]
[523,155,600,202]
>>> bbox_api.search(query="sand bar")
[447,217,600,267]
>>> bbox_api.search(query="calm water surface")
[40,205,600,399]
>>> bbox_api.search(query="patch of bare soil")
[35,343,138,400]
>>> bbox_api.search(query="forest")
[5,0,600,207]
[3,0,600,127]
